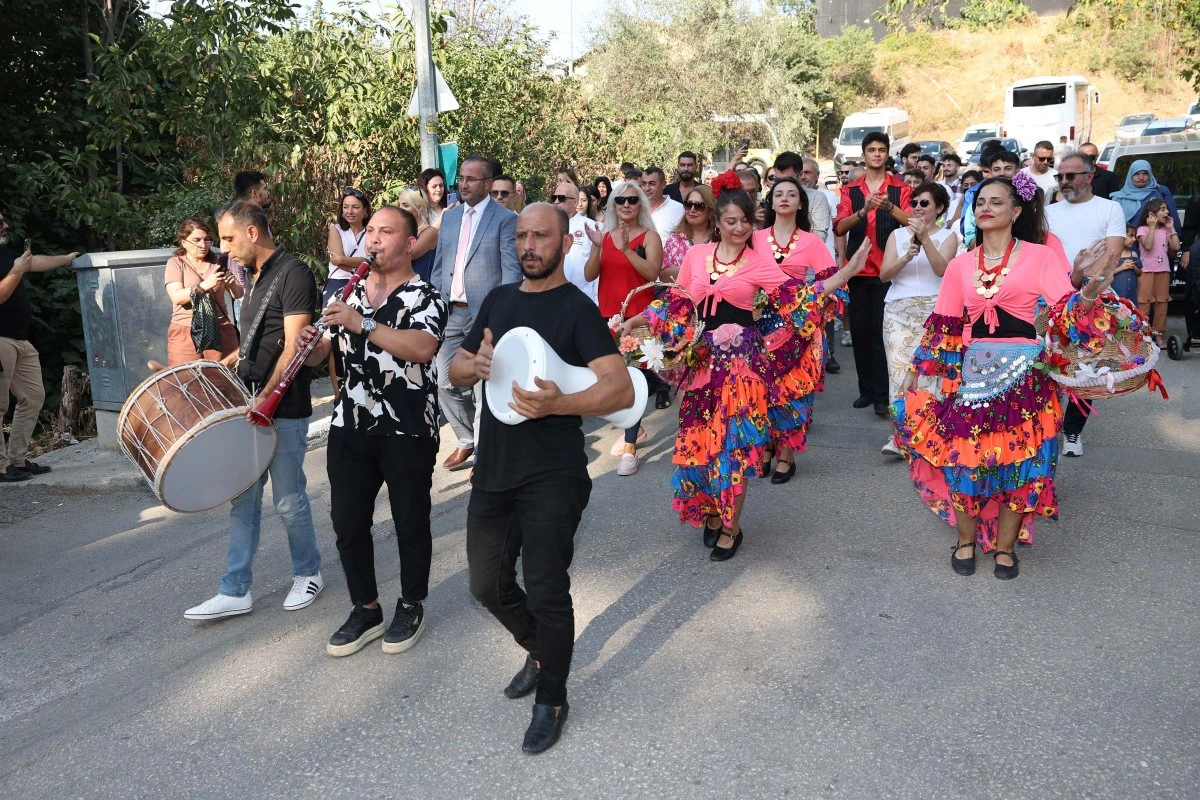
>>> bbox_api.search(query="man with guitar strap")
[184,201,324,621]
[835,131,913,417]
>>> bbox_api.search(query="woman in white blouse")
[326,187,372,303]
[879,181,959,456]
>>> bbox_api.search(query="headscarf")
[1111,159,1160,223]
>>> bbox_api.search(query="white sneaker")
[184,592,253,620]
[840,331,852,347]
[283,572,324,611]
[1063,433,1083,457]
[617,452,639,476]
[882,438,902,457]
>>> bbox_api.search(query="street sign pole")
[413,0,439,170]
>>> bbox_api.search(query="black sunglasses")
[910,198,934,208]
[613,196,640,206]
[549,194,577,203]
[1035,156,1054,163]
[343,186,366,199]
[682,200,709,211]
[490,189,512,199]
[1055,171,1091,182]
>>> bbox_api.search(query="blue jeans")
[220,416,320,597]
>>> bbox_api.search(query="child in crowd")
[1111,224,1142,304]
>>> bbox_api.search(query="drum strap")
[237,266,289,387]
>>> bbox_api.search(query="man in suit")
[430,155,521,470]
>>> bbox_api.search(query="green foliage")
[1059,0,1194,91]
[875,0,950,33]
[945,0,1033,30]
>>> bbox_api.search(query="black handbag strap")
[237,265,289,374]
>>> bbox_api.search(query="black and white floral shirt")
[330,276,448,439]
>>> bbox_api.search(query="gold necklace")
[707,247,748,281]
[767,226,798,263]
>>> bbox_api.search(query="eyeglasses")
[910,199,933,208]
[612,196,640,206]
[682,201,709,211]
[549,194,577,203]
[1055,171,1091,182]
[458,175,485,185]
[186,236,213,245]
[491,190,512,199]
[343,187,366,199]
[1035,156,1054,164]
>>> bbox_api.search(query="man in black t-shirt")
[450,204,633,755]
[663,151,700,203]
[184,201,324,622]
[0,213,78,482]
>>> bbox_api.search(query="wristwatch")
[360,318,377,335]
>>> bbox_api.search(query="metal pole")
[413,0,439,170]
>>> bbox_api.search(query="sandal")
[951,540,976,576]
[770,460,795,485]
[992,548,1020,580]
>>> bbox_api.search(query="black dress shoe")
[654,385,672,409]
[951,541,976,576]
[504,654,541,699]
[703,517,721,548]
[825,356,841,374]
[874,401,890,417]
[522,702,568,754]
[0,466,32,483]
[852,395,872,409]
[993,550,1020,580]
[14,460,51,475]
[710,530,744,562]
[770,460,795,484]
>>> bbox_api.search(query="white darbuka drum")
[118,361,277,512]
[485,326,648,429]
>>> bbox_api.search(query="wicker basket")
[1033,297,1161,400]
[618,280,702,377]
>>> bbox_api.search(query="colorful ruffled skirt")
[893,340,1062,551]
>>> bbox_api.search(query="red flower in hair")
[709,169,745,196]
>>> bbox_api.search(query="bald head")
[521,202,569,236]
[516,203,571,280]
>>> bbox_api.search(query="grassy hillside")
[865,15,1195,148]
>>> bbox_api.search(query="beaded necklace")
[973,238,1016,299]
[707,246,748,282]
[767,225,799,263]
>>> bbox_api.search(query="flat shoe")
[993,549,1020,580]
[504,654,541,699]
[951,541,976,576]
[703,516,721,548]
[852,395,872,409]
[443,446,474,471]
[522,702,568,754]
[610,427,646,455]
[710,530,744,562]
[770,460,795,484]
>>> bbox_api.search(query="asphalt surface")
[1,319,1197,799]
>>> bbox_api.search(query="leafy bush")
[947,0,1033,31]
[146,186,227,248]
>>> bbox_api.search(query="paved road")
[1,328,1197,799]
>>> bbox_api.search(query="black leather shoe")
[703,517,721,548]
[874,401,890,417]
[710,530,744,562]
[951,541,976,576]
[993,549,1020,580]
[504,654,541,699]
[522,702,568,754]
[852,395,872,409]
[825,356,841,374]
[0,466,32,483]
[14,460,51,475]
[654,386,672,409]
[770,460,795,484]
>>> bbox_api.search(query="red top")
[835,172,912,278]
[598,230,653,318]
[751,228,835,280]
[676,242,789,316]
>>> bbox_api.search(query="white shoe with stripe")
[283,572,324,611]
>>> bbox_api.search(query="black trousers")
[1063,401,1089,436]
[847,275,890,404]
[327,425,436,606]
[467,473,592,706]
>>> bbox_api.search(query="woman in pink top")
[752,177,839,484]
[894,176,1122,580]
[1135,198,1179,345]
[622,186,866,561]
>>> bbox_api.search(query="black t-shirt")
[464,281,620,491]
[664,181,697,203]
[237,247,319,419]
[1091,168,1119,200]
[0,246,32,341]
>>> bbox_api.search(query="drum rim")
[485,327,548,424]
[117,360,249,465]
[154,407,278,513]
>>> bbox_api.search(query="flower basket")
[609,281,704,382]
[1034,293,1163,401]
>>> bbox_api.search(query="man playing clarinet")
[296,205,448,657]
[450,204,633,754]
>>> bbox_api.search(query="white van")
[957,122,1002,158]
[834,107,911,168]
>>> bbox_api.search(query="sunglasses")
[343,187,366,199]
[910,199,934,208]
[682,200,709,211]
[490,190,512,199]
[1055,171,1091,182]
[1035,156,1054,163]
[548,194,576,203]
[613,196,640,206]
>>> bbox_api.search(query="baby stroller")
[1166,253,1200,360]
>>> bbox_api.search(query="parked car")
[957,123,1001,158]
[967,137,1028,164]
[833,107,911,168]
[1141,118,1194,136]
[1096,141,1116,170]
[916,140,955,159]
[1115,113,1156,139]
